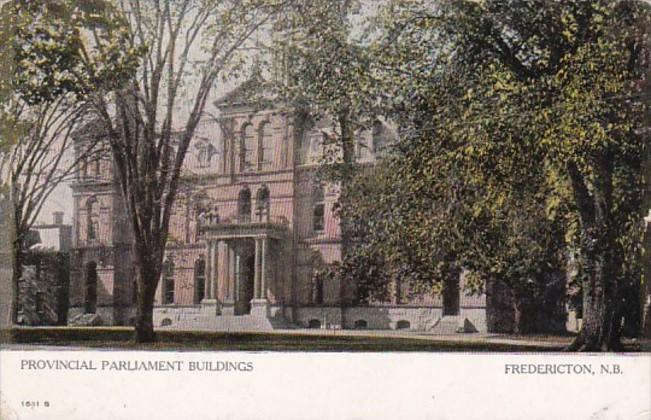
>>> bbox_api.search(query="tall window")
[86,197,99,242]
[241,124,256,172]
[194,258,206,304]
[197,142,215,168]
[93,156,101,178]
[307,132,323,164]
[238,187,252,222]
[80,154,88,180]
[311,275,324,305]
[312,183,325,233]
[260,123,274,170]
[162,258,175,305]
[85,261,98,314]
[255,185,270,222]
[311,254,324,305]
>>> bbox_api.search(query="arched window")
[194,257,206,304]
[255,185,270,222]
[241,124,256,172]
[259,122,274,170]
[237,187,252,222]
[162,258,175,305]
[86,196,99,243]
[85,261,98,314]
[312,183,325,233]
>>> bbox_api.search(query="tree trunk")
[10,244,21,325]
[566,158,622,351]
[512,290,539,335]
[566,247,623,351]
[133,248,161,343]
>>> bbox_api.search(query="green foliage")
[9,0,140,105]
[288,0,649,338]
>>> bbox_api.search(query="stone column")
[229,245,236,300]
[254,238,262,299]
[234,251,241,302]
[210,240,217,299]
[203,240,212,300]
[221,241,229,300]
[261,237,268,300]
[220,241,236,316]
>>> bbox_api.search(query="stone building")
[67,90,491,332]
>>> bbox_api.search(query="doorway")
[234,240,255,315]
[442,274,460,316]
[85,261,98,314]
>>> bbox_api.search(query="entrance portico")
[201,216,288,317]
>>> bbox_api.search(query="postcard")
[1,0,650,419]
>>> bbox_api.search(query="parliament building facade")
[67,91,490,333]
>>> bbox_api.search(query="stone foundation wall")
[154,306,204,328]
[294,306,488,332]
[67,302,489,332]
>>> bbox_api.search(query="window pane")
[260,123,274,170]
[242,125,256,171]
[313,204,325,232]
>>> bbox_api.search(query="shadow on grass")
[0,327,579,352]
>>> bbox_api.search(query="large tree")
[68,0,287,342]
[0,0,136,324]
[355,0,650,350]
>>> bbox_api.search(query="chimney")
[53,211,64,225]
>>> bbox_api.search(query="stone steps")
[429,316,479,334]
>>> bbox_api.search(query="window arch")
[237,187,252,222]
[259,122,274,170]
[85,261,98,314]
[194,257,206,304]
[241,124,256,172]
[255,185,270,222]
[162,258,175,305]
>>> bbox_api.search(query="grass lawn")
[0,326,596,352]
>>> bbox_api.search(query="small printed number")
[20,401,50,408]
